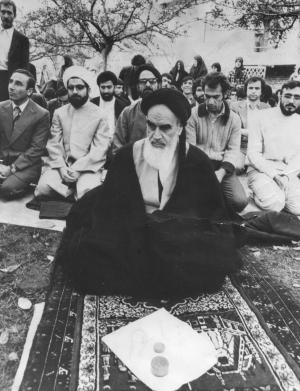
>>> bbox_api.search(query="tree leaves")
[18,0,208,63]
[211,0,300,46]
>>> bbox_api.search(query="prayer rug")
[19,265,300,391]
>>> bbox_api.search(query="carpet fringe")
[11,302,45,391]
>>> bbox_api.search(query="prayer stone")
[153,342,165,353]
[151,355,169,377]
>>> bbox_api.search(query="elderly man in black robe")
[58,89,240,298]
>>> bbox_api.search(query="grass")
[0,223,61,391]
[0,223,299,390]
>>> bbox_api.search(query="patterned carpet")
[19,263,300,391]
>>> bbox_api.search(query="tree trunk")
[262,19,270,51]
[102,44,113,70]
[254,19,270,52]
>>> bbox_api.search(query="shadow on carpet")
[19,264,300,391]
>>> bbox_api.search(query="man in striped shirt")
[186,72,248,214]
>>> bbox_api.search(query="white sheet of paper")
[102,308,217,391]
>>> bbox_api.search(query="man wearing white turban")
[35,66,110,200]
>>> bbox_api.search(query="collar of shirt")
[0,26,14,35]
[12,99,29,113]
[99,95,115,110]
[208,102,225,123]
[247,99,260,111]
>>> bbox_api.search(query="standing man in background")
[91,71,129,140]
[0,0,29,101]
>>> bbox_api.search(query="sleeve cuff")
[221,161,235,175]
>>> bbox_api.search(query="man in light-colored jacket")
[247,80,300,215]
[35,66,110,200]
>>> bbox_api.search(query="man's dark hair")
[192,79,203,95]
[131,54,146,67]
[236,86,246,100]
[202,72,231,95]
[116,78,124,86]
[0,0,16,16]
[44,88,56,100]
[96,71,117,86]
[13,69,35,89]
[27,63,37,81]
[57,86,68,97]
[244,76,266,96]
[281,80,300,92]
[181,75,193,86]
[211,62,221,72]
[162,73,172,81]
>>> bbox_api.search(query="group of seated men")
[0,64,300,219]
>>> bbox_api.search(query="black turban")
[141,88,191,125]
[135,64,162,83]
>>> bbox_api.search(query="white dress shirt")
[12,99,29,113]
[99,96,116,138]
[0,27,14,70]
[246,99,262,132]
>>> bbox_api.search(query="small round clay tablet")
[151,355,169,377]
[153,342,165,353]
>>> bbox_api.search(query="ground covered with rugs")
[0,198,300,391]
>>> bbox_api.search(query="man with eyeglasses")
[247,80,300,215]
[113,64,161,153]
[35,66,110,200]
[186,72,248,215]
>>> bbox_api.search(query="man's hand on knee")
[59,167,77,183]
[0,164,11,178]
[68,169,80,182]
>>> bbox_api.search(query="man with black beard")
[91,71,129,140]
[192,80,205,106]
[247,80,300,215]
[113,64,161,153]
[35,66,110,200]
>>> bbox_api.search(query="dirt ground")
[0,223,299,390]
[0,223,61,391]
[240,244,300,303]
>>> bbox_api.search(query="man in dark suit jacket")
[0,0,29,101]
[91,71,129,138]
[0,69,49,199]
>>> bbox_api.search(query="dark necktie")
[13,106,21,124]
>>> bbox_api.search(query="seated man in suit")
[231,76,269,171]
[0,69,49,199]
[91,71,129,140]
[0,0,29,101]
[35,66,110,200]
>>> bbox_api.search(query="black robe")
[57,143,241,298]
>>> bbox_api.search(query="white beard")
[143,137,178,182]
